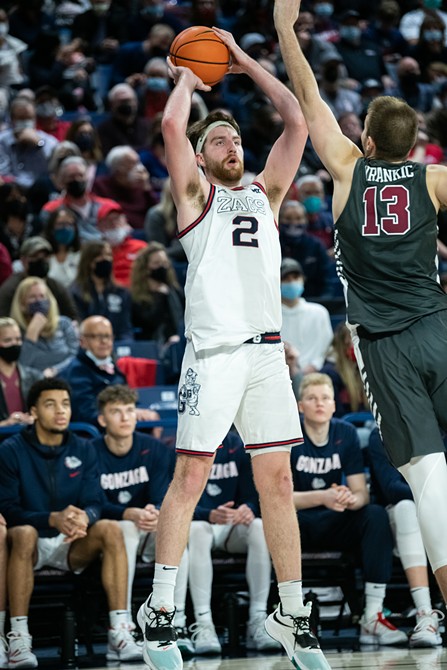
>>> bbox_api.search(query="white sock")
[278,580,303,616]
[194,609,213,625]
[174,607,186,628]
[109,610,129,628]
[248,602,267,622]
[0,612,5,636]
[151,563,178,610]
[10,617,29,635]
[364,582,386,620]
[411,586,432,614]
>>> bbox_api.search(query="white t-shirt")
[48,251,81,288]
[281,299,333,371]
[399,9,447,45]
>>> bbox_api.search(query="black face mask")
[400,73,419,89]
[115,103,134,117]
[0,344,21,363]
[65,179,87,198]
[93,259,113,279]
[28,258,49,278]
[150,266,169,283]
[74,133,94,152]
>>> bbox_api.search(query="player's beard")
[206,156,244,185]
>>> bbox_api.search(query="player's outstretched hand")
[274,0,302,30]
[211,27,249,75]
[166,56,211,92]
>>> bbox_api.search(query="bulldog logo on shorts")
[178,367,201,415]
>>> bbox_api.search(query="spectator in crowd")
[0,97,59,188]
[296,174,334,251]
[294,9,344,81]
[127,0,185,42]
[43,206,81,289]
[391,56,436,112]
[71,240,133,340]
[93,145,157,231]
[64,118,104,190]
[94,384,191,651]
[319,52,363,120]
[41,156,109,241]
[112,23,174,86]
[399,0,447,46]
[409,13,447,82]
[10,277,79,375]
[0,9,27,88]
[96,200,147,288]
[359,79,384,121]
[338,111,363,149]
[53,39,98,113]
[367,427,444,648]
[0,183,34,264]
[7,0,55,50]
[279,200,332,298]
[139,57,171,121]
[0,378,142,667]
[144,179,186,262]
[0,316,40,427]
[0,236,78,320]
[27,140,81,216]
[320,323,368,418]
[97,84,151,156]
[363,0,408,63]
[26,29,62,92]
[138,120,169,196]
[34,86,70,142]
[130,242,184,344]
[185,430,281,655]
[59,315,154,424]
[280,258,333,376]
[293,373,407,645]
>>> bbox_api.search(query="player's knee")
[8,524,38,555]
[174,456,212,499]
[95,519,125,548]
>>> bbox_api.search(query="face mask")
[314,3,333,17]
[423,30,443,42]
[340,25,361,43]
[0,344,21,363]
[0,23,9,37]
[115,102,134,117]
[302,195,322,215]
[323,64,339,83]
[281,280,304,301]
[28,259,49,278]
[93,2,110,15]
[141,5,164,19]
[28,298,50,316]
[74,133,94,152]
[146,76,170,92]
[35,102,62,119]
[93,259,113,279]
[13,119,35,134]
[424,0,442,8]
[150,266,169,283]
[400,72,419,87]
[54,227,75,245]
[65,179,87,198]
[281,224,306,238]
[103,227,129,247]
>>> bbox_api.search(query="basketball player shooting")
[136,26,332,670]
[274,0,447,631]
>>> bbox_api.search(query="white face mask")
[102,226,129,247]
[13,119,35,134]
[0,23,8,38]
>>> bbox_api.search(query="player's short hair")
[299,372,334,399]
[97,385,138,412]
[366,96,418,161]
[27,378,72,411]
[187,110,240,153]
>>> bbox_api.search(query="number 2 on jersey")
[363,185,410,236]
[232,215,259,247]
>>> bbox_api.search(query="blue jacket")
[93,431,174,519]
[0,426,102,536]
[193,432,260,521]
[59,349,126,425]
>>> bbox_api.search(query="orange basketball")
[170,26,230,87]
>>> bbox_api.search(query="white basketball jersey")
[179,181,282,352]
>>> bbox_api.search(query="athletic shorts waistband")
[244,332,281,344]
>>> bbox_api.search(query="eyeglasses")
[83,333,113,341]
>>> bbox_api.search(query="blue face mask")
[28,299,50,316]
[54,227,75,245]
[146,76,170,92]
[314,3,334,17]
[302,195,322,215]
[423,30,443,42]
[340,25,361,43]
[281,280,305,301]
[424,0,442,8]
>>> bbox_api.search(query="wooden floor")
[33,646,447,669]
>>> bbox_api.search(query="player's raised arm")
[213,27,307,214]
[161,60,210,211]
[274,0,361,182]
